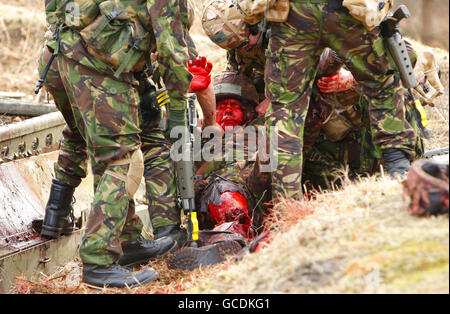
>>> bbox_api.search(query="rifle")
[174,94,199,247]
[423,147,449,159]
[380,5,431,139]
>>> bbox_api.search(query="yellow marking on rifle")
[190,211,199,241]
[415,99,429,128]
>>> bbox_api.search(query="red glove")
[317,68,356,93]
[188,56,213,93]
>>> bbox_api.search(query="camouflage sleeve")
[186,31,199,60]
[147,0,192,111]
[226,49,239,72]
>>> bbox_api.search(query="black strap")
[327,0,344,11]
[427,189,448,216]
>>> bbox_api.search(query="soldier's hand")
[188,56,213,93]
[317,68,356,93]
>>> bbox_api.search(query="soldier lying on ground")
[167,63,385,269]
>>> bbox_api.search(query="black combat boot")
[383,148,411,178]
[41,179,76,239]
[82,263,158,288]
[118,236,177,268]
[153,225,188,250]
[167,240,243,271]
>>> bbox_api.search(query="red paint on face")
[208,191,253,238]
[216,98,244,129]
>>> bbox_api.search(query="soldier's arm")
[147,0,192,113]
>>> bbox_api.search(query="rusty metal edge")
[0,112,65,162]
[0,229,84,294]
[0,205,151,294]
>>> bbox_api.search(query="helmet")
[213,71,259,124]
[208,191,253,238]
[213,71,259,107]
[202,0,249,50]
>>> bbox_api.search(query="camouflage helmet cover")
[202,0,249,50]
[213,71,259,108]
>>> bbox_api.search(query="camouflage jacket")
[226,42,266,77]
[46,0,192,112]
[225,34,267,101]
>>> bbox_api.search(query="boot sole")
[82,269,159,288]
[41,225,75,239]
[167,240,243,271]
[120,241,179,268]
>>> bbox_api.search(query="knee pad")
[105,149,144,198]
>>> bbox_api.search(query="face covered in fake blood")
[216,98,244,129]
[208,191,253,239]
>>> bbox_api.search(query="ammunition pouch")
[342,0,394,30]
[413,50,445,106]
[45,0,150,78]
[322,109,353,142]
[318,90,362,142]
[104,149,144,198]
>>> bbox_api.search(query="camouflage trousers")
[90,128,179,231]
[141,126,180,230]
[265,0,416,200]
[302,129,378,190]
[40,47,180,243]
[39,48,144,265]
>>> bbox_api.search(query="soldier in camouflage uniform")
[196,71,271,231]
[39,0,194,288]
[300,46,426,190]
[263,0,420,201]
[165,71,268,270]
[140,54,219,248]
[138,0,220,244]
[201,2,426,192]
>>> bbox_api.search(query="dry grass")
[0,1,46,99]
[189,175,449,294]
[11,175,448,294]
[10,255,228,294]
